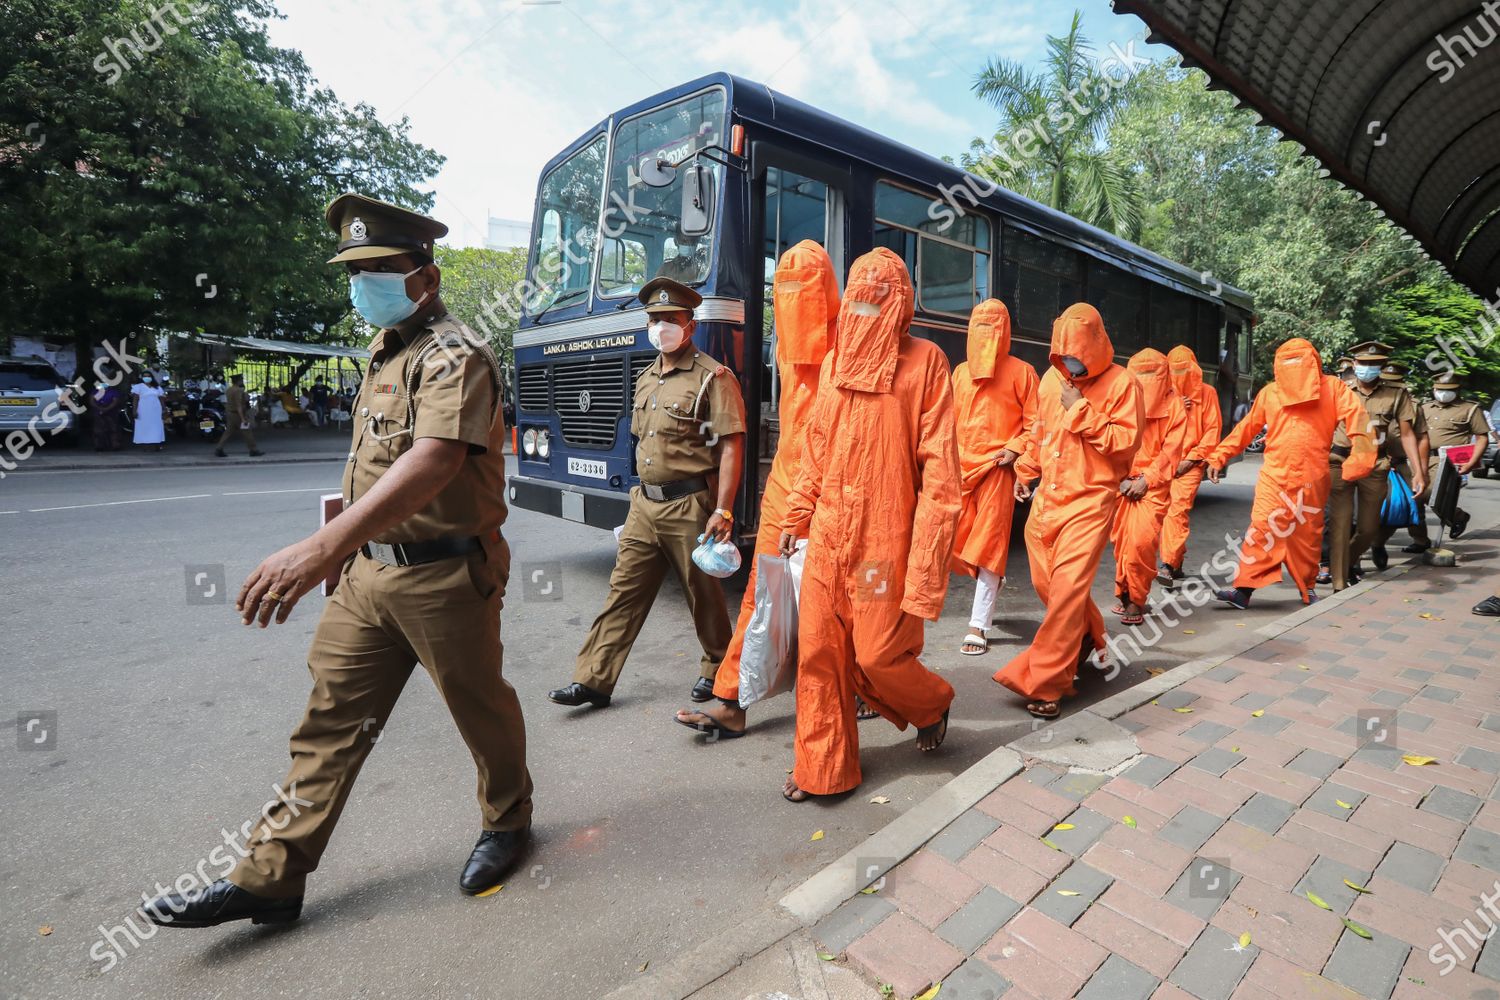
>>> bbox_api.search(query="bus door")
[745,144,848,530]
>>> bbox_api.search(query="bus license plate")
[0,398,37,406]
[567,457,607,480]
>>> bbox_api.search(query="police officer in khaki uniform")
[214,373,264,457]
[1370,361,1430,566]
[1316,358,1361,584]
[549,276,746,708]
[143,194,533,928]
[1407,374,1492,548]
[1325,342,1422,590]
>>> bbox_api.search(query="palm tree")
[963,10,1142,238]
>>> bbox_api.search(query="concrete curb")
[599,906,803,1000]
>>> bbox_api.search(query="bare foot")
[782,775,809,802]
[1026,700,1060,719]
[855,697,879,721]
[916,710,949,751]
[674,701,745,733]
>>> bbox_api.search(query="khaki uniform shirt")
[226,384,251,424]
[1333,382,1416,473]
[342,312,507,544]
[1380,387,1422,465]
[631,349,745,485]
[1421,398,1488,449]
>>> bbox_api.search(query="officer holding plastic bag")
[549,276,746,709]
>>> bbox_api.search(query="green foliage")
[0,0,442,367]
[962,9,1144,237]
[433,245,528,365]
[1367,280,1500,401]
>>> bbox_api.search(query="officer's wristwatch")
[714,508,733,522]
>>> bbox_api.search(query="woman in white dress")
[132,373,167,450]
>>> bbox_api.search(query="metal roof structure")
[172,331,369,360]
[1113,0,1500,302]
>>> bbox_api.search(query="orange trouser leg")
[1111,493,1166,606]
[1159,467,1203,569]
[1232,478,1327,600]
[711,514,783,701]
[995,505,1111,703]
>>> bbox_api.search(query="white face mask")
[648,318,687,354]
[1435,389,1457,404]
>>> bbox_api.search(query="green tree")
[1366,280,1500,401]
[0,0,442,372]
[433,245,528,366]
[962,10,1143,237]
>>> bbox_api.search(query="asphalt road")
[4,455,1497,999]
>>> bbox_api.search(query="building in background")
[486,216,531,252]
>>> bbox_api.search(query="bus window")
[1085,261,1146,353]
[1194,300,1221,361]
[598,89,726,298]
[873,181,990,318]
[762,166,831,343]
[1149,286,1193,352]
[1001,225,1082,341]
[527,133,606,313]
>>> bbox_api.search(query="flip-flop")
[916,709,949,752]
[673,711,746,740]
[782,778,809,802]
[855,697,879,721]
[1121,611,1145,626]
[959,632,988,655]
[1026,701,1061,719]
[1109,603,1126,616]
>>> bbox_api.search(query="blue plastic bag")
[691,534,742,578]
[1380,469,1419,528]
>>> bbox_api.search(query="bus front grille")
[553,357,625,448]
[517,366,550,411]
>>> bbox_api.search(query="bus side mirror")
[681,163,713,237]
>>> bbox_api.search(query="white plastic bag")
[691,534,742,578]
[738,552,800,708]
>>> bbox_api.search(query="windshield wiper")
[531,287,588,324]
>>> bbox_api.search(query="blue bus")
[508,72,1255,540]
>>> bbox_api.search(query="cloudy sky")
[267,0,1165,248]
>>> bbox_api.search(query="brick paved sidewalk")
[814,547,1500,999]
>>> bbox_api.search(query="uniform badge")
[658,289,669,303]
[350,217,368,241]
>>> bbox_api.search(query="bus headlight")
[536,428,550,459]
[522,428,537,456]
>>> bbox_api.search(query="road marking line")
[221,488,337,496]
[27,494,213,512]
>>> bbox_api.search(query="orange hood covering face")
[832,246,912,393]
[1167,344,1202,398]
[1049,303,1114,380]
[1273,338,1323,405]
[774,239,839,368]
[1127,348,1172,418]
[965,299,1012,380]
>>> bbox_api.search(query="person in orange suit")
[776,247,960,801]
[994,304,1143,719]
[673,239,838,739]
[951,299,1038,655]
[1206,338,1375,608]
[1157,345,1222,585]
[1109,349,1188,625]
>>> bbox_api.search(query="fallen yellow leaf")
[1053,823,1076,831]
[1235,623,1247,628]
[1146,667,1166,676]
[1230,746,1240,753]
[475,884,504,898]
[38,925,52,937]
[1344,879,1372,894]
[638,961,650,972]
[1122,815,1137,828]
[1419,612,1433,619]
[1239,931,1252,949]
[1297,664,1310,671]
[1401,755,1439,766]
[1057,889,1081,896]
[914,984,942,1000]
[1306,891,1331,910]
[1040,837,1062,851]
[816,952,836,961]
[1341,917,1373,939]
[1251,710,1265,717]
[1183,629,1196,635]
[870,795,891,805]
[810,830,825,842]
[1335,799,1353,809]
[1173,707,1194,714]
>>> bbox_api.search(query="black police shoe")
[459,827,530,895]
[1452,510,1471,539]
[140,879,301,928]
[547,682,610,708]
[1372,545,1388,570]
[1473,596,1500,617]
[689,677,716,702]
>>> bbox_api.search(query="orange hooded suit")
[1158,345,1222,571]
[1208,339,1375,601]
[993,304,1143,704]
[951,299,1039,578]
[713,240,838,702]
[1110,349,1189,607]
[782,247,960,795]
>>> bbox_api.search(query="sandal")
[1026,700,1061,719]
[959,631,988,655]
[916,709,949,752]
[1120,610,1145,626]
[855,697,879,721]
[782,775,810,802]
[1110,603,1126,616]
[673,709,746,740]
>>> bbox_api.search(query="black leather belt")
[361,536,481,567]
[1330,446,1351,461]
[639,477,708,502]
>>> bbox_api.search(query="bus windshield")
[596,89,725,298]
[528,133,607,314]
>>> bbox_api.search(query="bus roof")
[535,71,1255,315]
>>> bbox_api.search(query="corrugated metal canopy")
[1113,0,1500,302]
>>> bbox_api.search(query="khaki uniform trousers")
[573,487,730,695]
[229,539,532,899]
[1326,462,1389,590]
[216,421,258,453]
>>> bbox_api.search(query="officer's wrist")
[714,508,733,521]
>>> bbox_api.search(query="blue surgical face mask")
[349,267,423,328]
[1060,355,1088,378]
[1354,364,1382,383]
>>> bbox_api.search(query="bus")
[508,72,1255,540]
